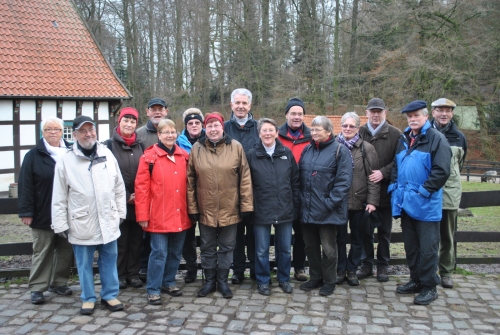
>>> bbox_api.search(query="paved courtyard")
[0,274,499,334]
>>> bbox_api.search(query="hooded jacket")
[177,129,205,154]
[136,120,158,149]
[278,123,312,163]
[389,120,451,221]
[223,112,259,153]
[246,139,300,225]
[187,134,253,227]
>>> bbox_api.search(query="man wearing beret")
[388,100,451,305]
[430,98,467,289]
[277,97,311,282]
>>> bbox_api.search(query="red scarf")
[117,127,136,146]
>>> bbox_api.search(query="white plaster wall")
[20,124,37,146]
[0,100,13,121]
[98,123,110,142]
[20,100,36,120]
[98,102,109,120]
[41,101,57,120]
[0,125,13,147]
[62,101,77,121]
[82,102,94,118]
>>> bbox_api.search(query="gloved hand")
[189,213,200,222]
[58,230,69,239]
[240,212,253,219]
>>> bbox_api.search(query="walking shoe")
[294,268,308,281]
[161,286,183,297]
[279,282,293,293]
[101,299,124,312]
[356,265,373,279]
[336,271,346,285]
[80,302,95,315]
[299,279,323,291]
[231,272,244,284]
[257,284,271,296]
[139,268,147,282]
[441,276,453,288]
[184,270,197,284]
[347,271,359,286]
[48,285,73,296]
[376,267,389,282]
[127,277,143,288]
[414,286,438,305]
[319,283,336,296]
[119,279,128,289]
[147,294,162,305]
[31,291,45,305]
[396,280,422,294]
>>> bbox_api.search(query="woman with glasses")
[135,119,191,305]
[187,112,253,299]
[336,112,380,286]
[18,116,73,304]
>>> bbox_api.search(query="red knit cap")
[118,107,139,123]
[204,112,224,129]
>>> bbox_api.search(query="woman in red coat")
[135,119,191,305]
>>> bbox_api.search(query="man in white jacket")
[52,115,127,315]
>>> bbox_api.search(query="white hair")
[231,88,252,103]
[41,116,64,130]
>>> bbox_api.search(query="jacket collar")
[404,120,431,137]
[310,135,336,149]
[198,133,233,147]
[229,112,256,129]
[278,122,312,141]
[255,138,286,157]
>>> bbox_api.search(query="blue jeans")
[146,231,186,294]
[254,223,292,285]
[73,241,119,303]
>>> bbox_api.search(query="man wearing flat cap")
[277,97,311,282]
[430,98,467,289]
[388,100,451,305]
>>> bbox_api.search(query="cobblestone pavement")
[0,274,499,335]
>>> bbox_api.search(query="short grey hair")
[257,118,278,133]
[341,112,360,127]
[421,108,429,116]
[231,88,252,103]
[41,116,64,131]
[311,116,333,134]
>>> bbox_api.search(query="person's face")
[186,119,202,138]
[119,116,137,138]
[311,125,331,143]
[146,104,168,126]
[366,108,386,128]
[259,122,278,148]
[406,110,428,133]
[432,107,454,127]
[158,125,177,148]
[230,94,251,119]
[205,120,224,142]
[42,121,63,146]
[286,106,305,130]
[341,117,358,140]
[74,122,97,149]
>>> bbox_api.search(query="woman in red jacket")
[135,119,191,306]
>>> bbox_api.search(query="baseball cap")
[148,98,167,108]
[73,115,95,130]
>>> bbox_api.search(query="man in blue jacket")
[389,100,451,305]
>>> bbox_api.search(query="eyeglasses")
[341,124,358,129]
[160,131,177,136]
[186,121,201,126]
[44,128,62,133]
[206,123,222,130]
[433,108,453,114]
[310,128,325,133]
[76,127,96,135]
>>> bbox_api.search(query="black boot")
[217,269,233,299]
[197,269,216,297]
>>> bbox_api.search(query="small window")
[63,122,74,142]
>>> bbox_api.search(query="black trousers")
[337,210,365,273]
[232,217,255,274]
[362,206,393,268]
[182,222,198,272]
[292,220,306,270]
[117,219,143,280]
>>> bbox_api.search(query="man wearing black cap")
[389,100,451,305]
[356,98,401,283]
[277,97,311,282]
[136,98,169,149]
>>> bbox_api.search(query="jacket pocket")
[70,205,93,239]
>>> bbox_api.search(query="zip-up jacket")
[278,123,312,163]
[223,112,259,153]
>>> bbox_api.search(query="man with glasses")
[277,97,311,282]
[357,98,401,283]
[137,98,169,148]
[52,115,126,315]
[430,98,467,289]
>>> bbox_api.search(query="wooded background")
[74,0,500,133]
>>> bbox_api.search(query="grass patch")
[454,267,475,276]
[461,181,500,192]
[2,277,28,288]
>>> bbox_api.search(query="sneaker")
[347,271,359,286]
[440,276,453,288]
[335,271,346,285]
[127,278,143,288]
[396,280,422,294]
[279,282,293,294]
[184,270,197,284]
[257,284,271,296]
[48,285,73,296]
[356,265,373,279]
[294,269,308,282]
[147,294,162,305]
[31,291,45,305]
[414,286,438,305]
[161,286,183,297]
[299,279,323,291]
[319,283,336,296]
[376,267,389,282]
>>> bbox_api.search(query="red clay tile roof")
[0,0,131,99]
[303,115,368,135]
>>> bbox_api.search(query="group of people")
[18,89,467,314]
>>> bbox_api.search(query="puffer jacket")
[338,137,380,210]
[134,144,191,233]
[430,120,467,209]
[223,112,259,153]
[187,134,253,227]
[52,142,127,245]
[359,121,402,208]
[389,121,451,222]
[299,137,353,225]
[18,138,71,230]
[278,122,312,163]
[246,139,300,225]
